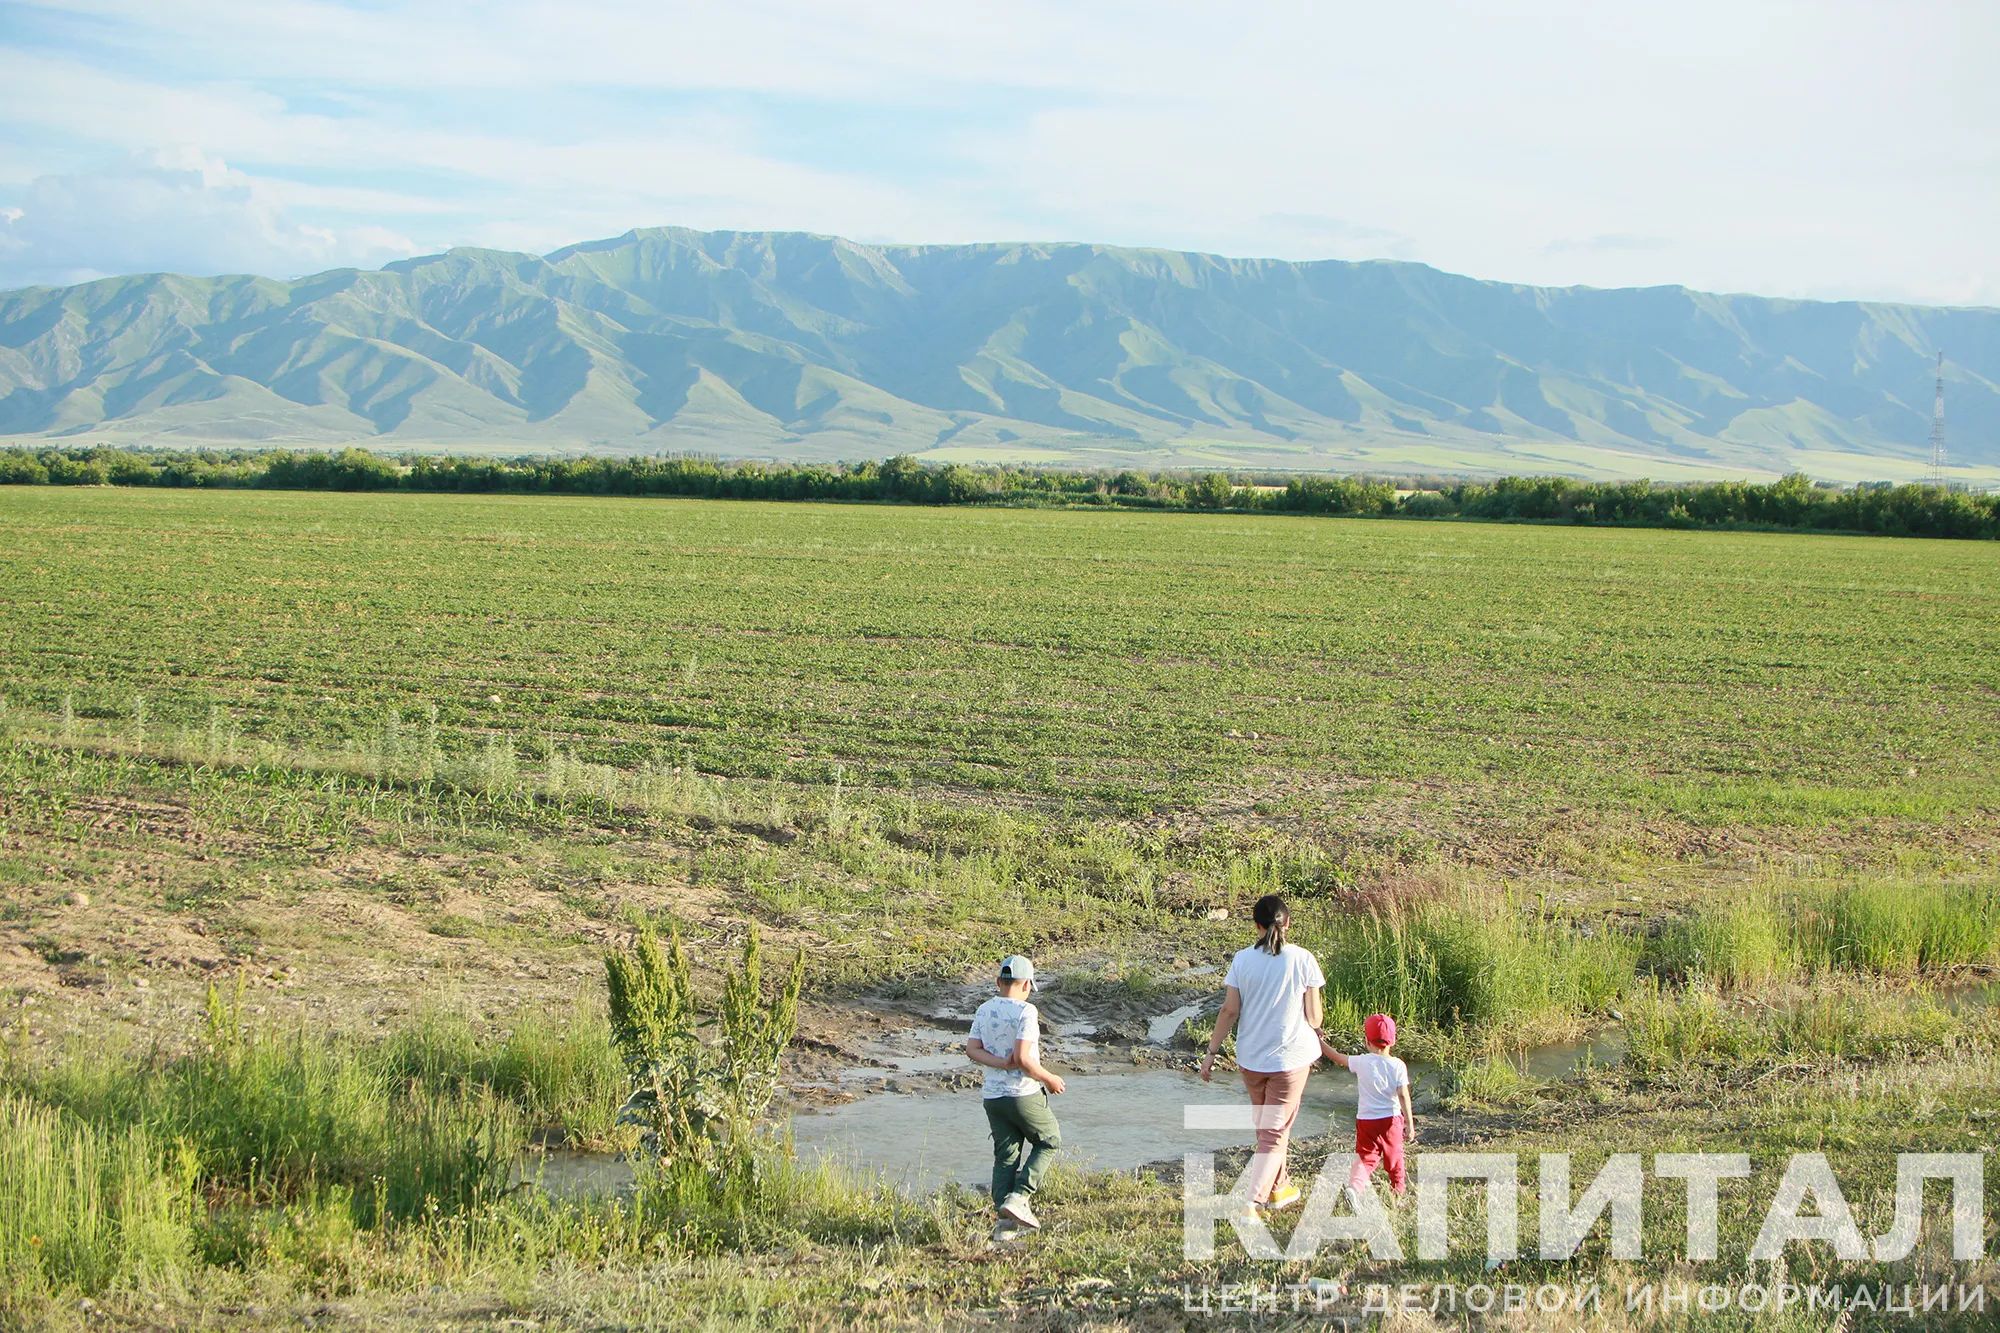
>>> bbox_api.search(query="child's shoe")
[1265,1182,1303,1212]
[999,1193,1040,1229]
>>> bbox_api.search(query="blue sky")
[0,0,1994,304]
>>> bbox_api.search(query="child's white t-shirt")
[969,995,1040,1099]
[1350,1052,1410,1119]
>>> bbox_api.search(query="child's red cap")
[1364,1013,1397,1046]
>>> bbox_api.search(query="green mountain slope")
[1,227,1993,481]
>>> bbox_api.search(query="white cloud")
[0,48,997,257]
[1544,235,1673,257]
[2,0,1123,98]
[0,1,1994,303]
[0,148,417,288]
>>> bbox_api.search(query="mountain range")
[1,227,1994,482]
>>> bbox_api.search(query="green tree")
[0,450,49,484]
[1190,472,1234,509]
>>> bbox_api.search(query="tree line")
[2,444,1994,539]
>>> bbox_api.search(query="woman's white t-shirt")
[1223,942,1326,1073]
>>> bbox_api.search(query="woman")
[1199,893,1325,1211]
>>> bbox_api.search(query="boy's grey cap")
[998,954,1035,984]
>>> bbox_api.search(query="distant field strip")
[1,488,1994,827]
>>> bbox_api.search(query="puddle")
[789,1033,1627,1194]
[517,1062,1461,1202]
[513,974,1996,1205]
[513,1039,1633,1201]
[1943,977,2000,1014]
[511,1027,1638,1202]
[514,1028,1634,1202]
[790,1066,1373,1192]
[1146,1001,1208,1046]
[792,1021,1637,1192]
[511,1150,635,1202]
[1506,1031,1626,1081]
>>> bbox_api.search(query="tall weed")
[1625,978,1972,1073]
[1300,894,1636,1044]
[14,982,526,1224]
[0,1094,199,1297]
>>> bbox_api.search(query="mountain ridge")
[2,226,1994,482]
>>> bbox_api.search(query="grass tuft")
[0,1094,200,1300]
[1301,893,1636,1051]
[1625,976,1982,1073]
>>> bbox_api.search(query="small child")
[1318,1012,1415,1201]
[966,954,1066,1235]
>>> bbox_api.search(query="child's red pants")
[1349,1116,1406,1193]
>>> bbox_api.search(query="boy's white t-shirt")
[968,995,1040,1099]
[1350,1052,1410,1119]
[1223,942,1326,1073]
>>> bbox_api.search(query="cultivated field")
[2,487,1997,1329]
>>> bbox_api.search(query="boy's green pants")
[984,1091,1062,1207]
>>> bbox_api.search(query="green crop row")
[3,488,1994,836]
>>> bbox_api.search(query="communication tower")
[1926,352,1947,487]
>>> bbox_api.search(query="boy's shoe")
[1265,1182,1303,1212]
[998,1193,1040,1229]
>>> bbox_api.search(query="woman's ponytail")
[1252,894,1289,956]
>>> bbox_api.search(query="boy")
[966,954,1066,1235]
[1318,1012,1415,1202]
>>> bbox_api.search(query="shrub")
[604,921,804,1202]
[1397,490,1457,518]
[6,446,1994,538]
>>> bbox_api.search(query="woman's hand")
[1203,986,1240,1085]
